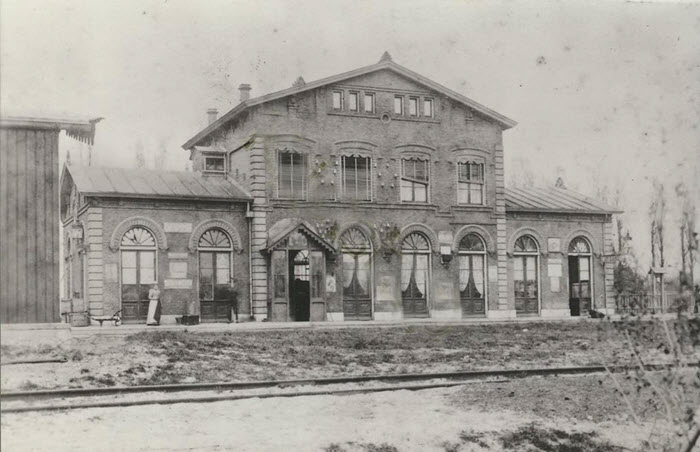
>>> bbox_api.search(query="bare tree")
[134,140,147,169]
[676,182,697,312]
[154,139,169,170]
[650,180,667,267]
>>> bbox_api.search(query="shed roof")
[505,186,620,215]
[63,165,252,202]
[0,114,103,144]
[182,52,517,149]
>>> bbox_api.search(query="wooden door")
[514,255,539,315]
[199,251,232,322]
[569,256,591,316]
[342,253,372,320]
[121,250,155,322]
[271,250,289,321]
[459,254,486,316]
[401,254,429,317]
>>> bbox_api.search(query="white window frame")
[363,93,375,114]
[348,91,359,112]
[408,96,419,117]
[456,160,485,205]
[277,150,307,200]
[394,95,404,115]
[400,157,430,203]
[332,90,344,111]
[423,98,434,118]
[341,155,372,201]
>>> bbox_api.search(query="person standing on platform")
[147,284,161,326]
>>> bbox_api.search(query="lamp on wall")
[440,245,453,267]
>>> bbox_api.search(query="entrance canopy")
[266,218,336,253]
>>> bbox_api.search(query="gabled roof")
[183,53,517,149]
[266,218,336,253]
[505,186,621,215]
[62,165,252,202]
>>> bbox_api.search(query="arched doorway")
[458,233,486,317]
[120,226,157,322]
[198,228,233,322]
[290,249,311,321]
[401,232,430,317]
[568,237,592,316]
[513,235,539,316]
[340,227,372,320]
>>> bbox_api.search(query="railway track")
[1,363,695,414]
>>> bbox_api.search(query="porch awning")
[266,218,336,253]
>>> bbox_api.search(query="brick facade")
[60,55,617,324]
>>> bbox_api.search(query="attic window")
[332,90,344,110]
[424,99,433,118]
[204,156,225,173]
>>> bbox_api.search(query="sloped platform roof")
[505,186,620,215]
[63,165,252,202]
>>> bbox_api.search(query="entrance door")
[568,256,591,316]
[290,250,310,321]
[342,253,372,320]
[120,226,157,323]
[121,250,155,322]
[199,251,232,322]
[458,233,487,317]
[568,237,592,317]
[513,235,540,316]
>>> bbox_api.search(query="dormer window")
[332,90,344,110]
[204,156,225,173]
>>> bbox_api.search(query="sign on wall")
[169,262,188,279]
[164,279,192,289]
[376,275,394,300]
[168,252,189,259]
[547,238,561,253]
[164,223,193,233]
[326,274,336,293]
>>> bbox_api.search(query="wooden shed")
[0,115,101,323]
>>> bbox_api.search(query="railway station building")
[60,53,619,324]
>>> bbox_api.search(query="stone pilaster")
[603,219,615,313]
[86,208,104,316]
[248,137,269,319]
[493,144,511,314]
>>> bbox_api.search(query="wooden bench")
[91,309,122,327]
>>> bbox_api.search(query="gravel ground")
[0,382,651,452]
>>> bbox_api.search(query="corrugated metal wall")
[0,127,60,323]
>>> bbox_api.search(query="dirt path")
[0,384,648,452]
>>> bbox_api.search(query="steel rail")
[2,362,694,403]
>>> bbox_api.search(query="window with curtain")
[278,151,306,199]
[513,235,539,314]
[458,233,486,300]
[401,233,430,315]
[342,155,371,201]
[457,161,484,205]
[401,158,429,203]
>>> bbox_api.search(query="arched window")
[458,233,486,316]
[198,228,233,322]
[340,227,372,320]
[513,235,539,315]
[120,227,157,322]
[401,232,430,317]
[568,236,593,316]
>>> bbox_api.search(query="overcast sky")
[1,0,698,275]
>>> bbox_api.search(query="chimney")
[206,108,218,125]
[238,83,251,102]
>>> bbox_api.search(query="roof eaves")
[505,206,622,215]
